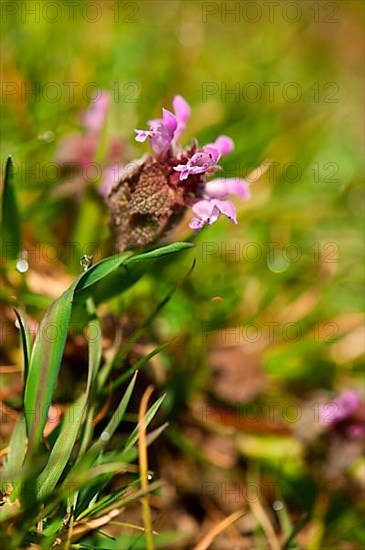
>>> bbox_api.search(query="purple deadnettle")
[205,135,234,157]
[106,95,252,250]
[189,199,237,230]
[57,91,127,192]
[135,108,178,159]
[205,178,251,200]
[320,390,365,439]
[81,92,110,135]
[172,94,191,141]
[173,147,220,181]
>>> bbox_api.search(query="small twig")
[138,385,155,550]
[71,508,122,539]
[249,498,281,550]
[194,508,246,550]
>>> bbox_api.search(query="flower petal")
[173,95,191,123]
[214,200,237,224]
[320,390,361,424]
[205,178,251,199]
[100,163,123,197]
[202,146,220,164]
[192,199,220,224]
[214,135,234,156]
[162,108,178,133]
[134,129,150,142]
[205,135,234,158]
[82,92,110,135]
[189,218,205,230]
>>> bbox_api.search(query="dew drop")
[267,252,289,273]
[101,431,110,441]
[273,500,284,511]
[80,255,93,272]
[147,471,154,481]
[16,250,29,273]
[38,130,55,143]
[16,259,29,273]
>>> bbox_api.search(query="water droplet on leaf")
[80,255,93,271]
[16,251,29,273]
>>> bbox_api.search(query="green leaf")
[24,243,191,457]
[2,416,27,491]
[36,393,87,500]
[106,341,171,393]
[282,514,309,550]
[90,371,138,455]
[122,393,166,455]
[65,371,138,489]
[77,242,194,306]
[74,252,131,294]
[1,156,21,261]
[24,280,78,457]
[85,303,103,394]
[13,309,32,386]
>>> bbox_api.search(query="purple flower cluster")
[56,92,125,196]
[320,391,365,439]
[57,93,252,249]
[134,95,250,231]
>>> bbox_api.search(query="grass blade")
[105,341,171,393]
[1,156,21,261]
[13,309,32,386]
[24,244,191,458]
[24,281,77,457]
[123,394,166,455]
[90,371,138,455]
[2,416,27,492]
[36,393,87,500]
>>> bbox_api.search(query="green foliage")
[0,241,191,548]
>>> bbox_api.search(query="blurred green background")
[1,1,364,548]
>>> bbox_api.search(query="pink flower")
[174,147,220,181]
[130,93,253,238]
[57,92,111,169]
[135,95,191,157]
[172,95,190,140]
[56,133,96,168]
[205,177,251,200]
[81,92,110,135]
[205,135,234,157]
[135,108,177,158]
[320,390,365,439]
[189,199,237,230]
[320,391,360,423]
[100,163,124,197]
